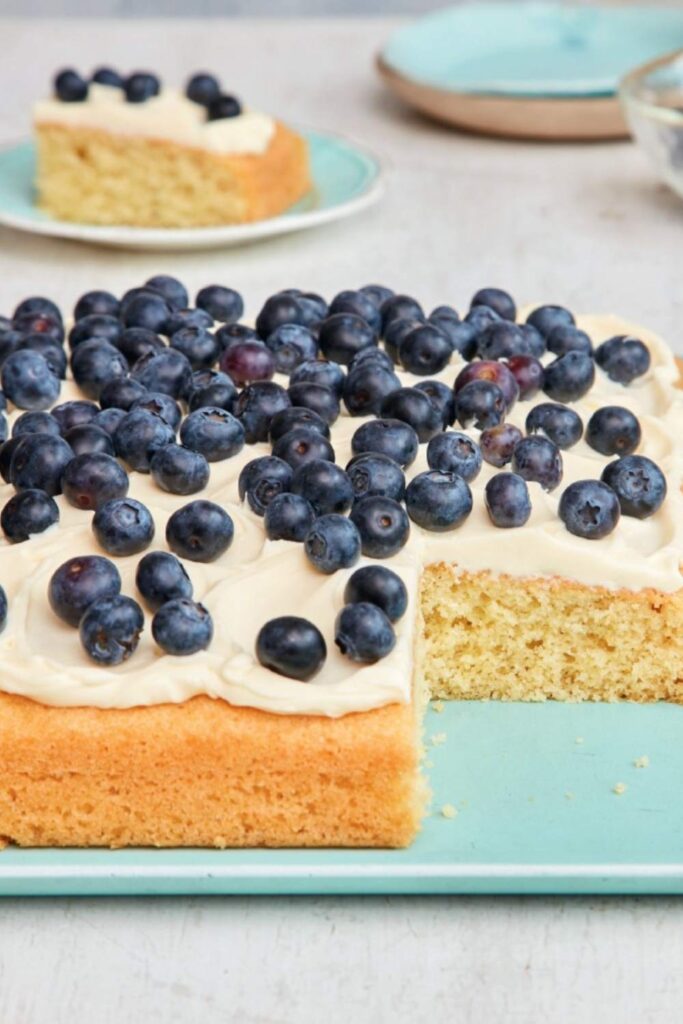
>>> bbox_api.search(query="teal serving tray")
[2,700,683,896]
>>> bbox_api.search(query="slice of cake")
[0,280,681,849]
[33,69,311,227]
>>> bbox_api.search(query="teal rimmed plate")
[0,130,383,251]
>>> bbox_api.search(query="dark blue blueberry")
[10,434,73,495]
[263,492,316,542]
[0,585,7,632]
[398,324,452,376]
[520,323,546,358]
[179,406,244,462]
[169,326,219,371]
[464,304,501,335]
[318,313,376,365]
[0,437,23,483]
[587,406,641,457]
[559,480,620,539]
[120,287,160,319]
[526,402,584,450]
[345,452,406,502]
[166,499,234,562]
[286,382,339,425]
[380,294,424,333]
[93,407,127,437]
[0,413,7,445]
[99,376,148,411]
[543,351,595,403]
[329,289,381,333]
[164,307,213,337]
[349,346,395,373]
[359,284,394,310]
[255,616,326,680]
[299,291,329,324]
[272,427,335,470]
[454,379,506,429]
[1,488,59,543]
[92,497,155,556]
[291,459,353,516]
[12,410,60,438]
[415,379,456,427]
[136,550,193,611]
[601,455,667,519]
[13,311,64,344]
[350,496,410,558]
[0,329,21,366]
[526,304,575,338]
[334,602,395,663]
[268,406,330,443]
[91,67,124,88]
[115,327,165,366]
[379,386,442,442]
[130,391,181,430]
[477,321,535,360]
[0,389,6,412]
[186,369,237,413]
[61,452,129,510]
[54,68,88,102]
[343,364,401,417]
[125,72,161,103]
[152,598,213,655]
[405,470,472,531]
[215,322,260,352]
[471,287,516,322]
[255,292,309,339]
[351,418,419,469]
[430,318,477,360]
[70,339,128,400]
[131,348,192,399]
[383,317,421,362]
[1,351,60,410]
[220,340,274,387]
[74,290,120,321]
[595,336,651,385]
[195,284,243,323]
[144,274,188,312]
[266,323,318,374]
[51,399,99,433]
[304,513,361,574]
[48,554,121,627]
[289,358,345,398]
[234,381,291,443]
[207,94,242,120]
[454,360,519,410]
[505,354,545,400]
[69,313,122,350]
[150,443,210,495]
[484,472,532,528]
[480,423,523,467]
[186,72,221,106]
[238,456,293,516]
[114,408,175,472]
[343,565,407,622]
[511,436,563,491]
[64,423,115,456]
[430,304,459,322]
[122,291,170,333]
[13,296,62,324]
[18,335,67,378]
[80,595,144,665]
[546,325,593,357]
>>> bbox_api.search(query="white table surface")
[1,16,682,1024]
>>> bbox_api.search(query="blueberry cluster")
[52,68,242,121]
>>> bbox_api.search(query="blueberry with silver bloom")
[11,410,61,438]
[454,379,506,430]
[121,291,170,333]
[601,455,666,519]
[286,382,339,425]
[13,296,62,324]
[150,443,210,495]
[69,313,122,350]
[272,427,335,471]
[519,323,546,359]
[318,313,377,365]
[238,456,293,516]
[586,406,641,456]
[405,470,473,531]
[131,348,192,399]
[265,323,318,374]
[525,403,583,450]
[349,346,395,373]
[291,459,354,516]
[10,434,74,496]
[477,321,535,361]
[290,358,345,398]
[343,565,408,623]
[170,326,220,371]
[1,488,59,543]
[114,408,175,472]
[49,554,121,627]
[484,472,532,528]
[254,292,309,339]
[380,386,442,442]
[235,381,291,443]
[559,480,620,540]
[196,284,244,323]
[526,304,575,339]
[546,325,593,357]
[398,324,452,376]
[350,496,410,558]
[13,311,64,344]
[595,335,651,385]
[383,316,421,363]
[152,598,214,656]
[187,370,238,413]
[116,327,165,366]
[61,452,129,510]
[70,339,128,400]
[328,289,382,333]
[255,616,326,680]
[1,350,60,410]
[426,432,482,482]
[464,304,501,335]
[64,423,115,456]
[511,436,563,491]
[345,452,406,502]
[80,595,144,665]
[92,498,155,556]
[264,493,316,542]
[470,286,516,322]
[180,407,245,462]
[51,399,99,433]
[351,418,419,469]
[343,364,401,417]
[18,335,67,379]
[73,289,120,321]
[480,423,524,468]
[99,376,148,412]
[304,514,361,574]
[136,551,193,611]
[269,406,330,443]
[415,379,456,427]
[131,391,182,430]
[359,284,394,310]
[166,500,234,562]
[93,407,126,437]
[163,307,213,336]
[380,293,424,333]
[334,603,395,663]
[543,351,595,403]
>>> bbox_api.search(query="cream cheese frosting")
[33,84,276,155]
[0,312,681,716]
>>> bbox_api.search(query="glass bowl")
[620,49,683,199]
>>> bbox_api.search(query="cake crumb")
[575,737,584,745]
[441,803,458,819]
[432,700,445,714]
[613,782,627,796]
[634,755,650,769]
[431,732,447,747]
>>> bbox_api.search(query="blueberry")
[429,304,459,322]
[180,407,244,462]
[1,350,60,410]
[290,358,345,397]
[426,431,482,481]
[220,341,274,388]
[586,406,641,457]
[64,423,115,456]
[398,324,452,376]
[476,322,531,361]
[291,459,353,516]
[454,379,506,429]
[234,381,291,443]
[272,427,335,470]
[430,319,478,360]
[167,326,219,371]
[286,382,339,425]
[115,327,165,366]
[380,294,424,333]
[485,474,532,530]
[318,313,376,365]
[546,325,593,357]
[261,492,314,542]
[131,348,192,398]
[166,500,234,562]
[215,322,258,351]
[1,488,59,543]
[125,72,161,103]
[334,603,395,663]
[379,386,442,442]
[471,286,516,322]
[54,68,88,102]
[0,329,20,366]
[405,470,472,531]
[359,284,395,310]
[543,351,595,403]
[150,443,210,495]
[480,423,523,467]
[0,437,21,483]
[122,291,170,333]
[0,413,7,445]
[114,409,175,472]
[73,291,120,324]
[255,293,309,339]
[454,360,519,410]
[269,406,330,443]
[511,436,563,491]
[0,585,7,631]
[207,94,242,120]
[345,452,406,502]
[266,323,318,374]
[80,595,144,665]
[505,354,545,400]
[351,418,418,469]
[343,565,407,623]
[91,67,124,88]
[526,403,584,450]
[195,284,243,323]
[329,289,381,333]
[383,317,421,362]
[12,410,60,438]
[526,304,575,338]
[120,287,161,321]
[304,514,361,574]
[464,304,502,335]
[69,313,122,350]
[10,434,73,495]
[349,496,410,558]
[595,336,651,385]
[255,616,326,680]
[13,296,62,325]
[71,339,128,400]
[559,480,620,539]
[164,307,213,336]
[93,407,127,437]
[187,370,237,413]
[239,456,293,516]
[99,376,148,411]
[186,72,221,106]
[136,551,193,611]
[415,379,456,427]
[13,311,64,344]
[140,276,187,314]
[49,554,121,627]
[342,364,401,417]
[18,335,67,379]
[601,455,667,518]
[51,399,99,433]
[130,391,181,430]
[92,497,154,556]
[349,346,395,373]
[61,452,129,510]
